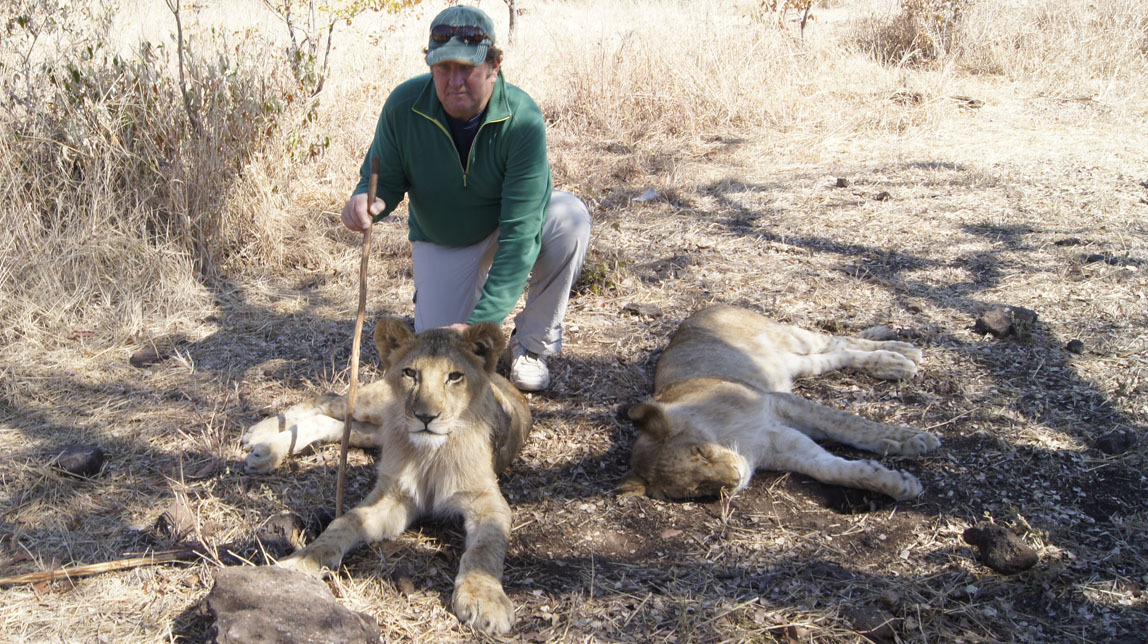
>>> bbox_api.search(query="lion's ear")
[617,472,648,498]
[463,322,506,372]
[627,402,671,440]
[373,317,414,369]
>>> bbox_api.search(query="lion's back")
[487,374,533,474]
[654,305,817,394]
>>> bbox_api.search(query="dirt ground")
[4,8,1148,644]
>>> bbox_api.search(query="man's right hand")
[341,192,386,231]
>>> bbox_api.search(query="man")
[340,5,590,392]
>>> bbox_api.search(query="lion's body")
[620,305,940,501]
[241,320,531,633]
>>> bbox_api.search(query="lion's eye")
[447,371,464,383]
[402,368,417,379]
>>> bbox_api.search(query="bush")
[853,0,974,66]
[0,1,297,347]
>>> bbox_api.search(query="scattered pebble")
[973,306,1038,338]
[963,522,1039,575]
[54,445,106,478]
[1094,430,1137,455]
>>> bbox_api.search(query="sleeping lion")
[241,319,532,634]
[620,305,940,501]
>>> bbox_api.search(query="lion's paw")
[453,572,514,634]
[878,465,923,501]
[882,341,923,367]
[241,415,297,473]
[903,431,941,455]
[877,429,941,456]
[861,350,919,381]
[277,544,341,577]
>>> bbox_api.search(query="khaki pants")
[411,190,591,356]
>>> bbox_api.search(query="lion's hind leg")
[770,393,940,456]
[767,429,925,500]
[841,346,919,380]
[833,335,923,380]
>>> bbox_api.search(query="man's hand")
[341,192,386,231]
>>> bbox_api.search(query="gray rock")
[204,566,380,644]
[973,306,1038,338]
[962,523,1038,575]
[54,445,106,478]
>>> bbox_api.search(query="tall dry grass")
[954,0,1148,99]
[2,0,1146,359]
[0,1,311,363]
[851,0,1148,102]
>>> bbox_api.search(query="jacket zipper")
[413,108,510,189]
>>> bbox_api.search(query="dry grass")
[2,0,1147,641]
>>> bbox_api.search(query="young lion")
[240,319,532,634]
[619,305,940,502]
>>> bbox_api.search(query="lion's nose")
[415,412,439,428]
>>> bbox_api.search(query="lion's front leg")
[242,389,387,473]
[279,485,413,575]
[451,490,514,634]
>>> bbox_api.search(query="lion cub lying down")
[620,305,940,501]
[241,319,532,634]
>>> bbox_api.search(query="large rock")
[204,566,379,644]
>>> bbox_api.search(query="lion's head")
[618,401,748,500]
[373,318,507,449]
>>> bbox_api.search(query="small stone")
[962,523,1038,575]
[973,306,1038,338]
[54,445,106,478]
[1084,253,1107,264]
[1094,430,1137,455]
[1054,237,1083,247]
[622,303,664,318]
[154,497,197,545]
[130,345,169,368]
[255,513,301,560]
[1066,339,1085,354]
[873,191,892,201]
[835,177,850,188]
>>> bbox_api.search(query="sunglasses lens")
[430,25,489,46]
[430,25,455,43]
[457,26,486,44]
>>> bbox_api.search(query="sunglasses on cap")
[430,25,490,46]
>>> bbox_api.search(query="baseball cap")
[425,6,496,67]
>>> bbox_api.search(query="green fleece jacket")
[353,72,552,325]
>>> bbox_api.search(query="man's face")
[431,59,499,121]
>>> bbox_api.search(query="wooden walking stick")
[336,157,379,518]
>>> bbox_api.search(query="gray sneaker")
[508,342,551,392]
